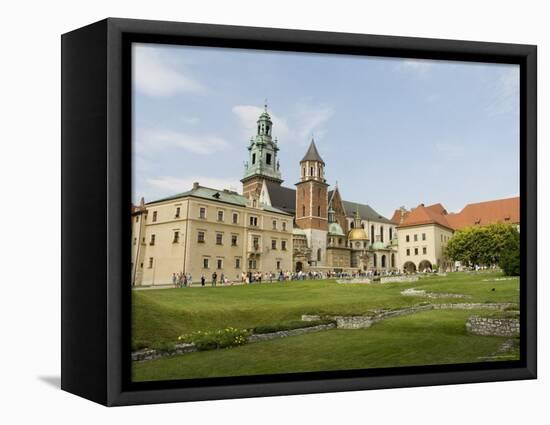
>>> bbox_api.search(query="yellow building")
[131,183,293,286]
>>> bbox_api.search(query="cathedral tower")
[295,139,329,266]
[241,105,283,199]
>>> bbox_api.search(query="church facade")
[241,107,399,274]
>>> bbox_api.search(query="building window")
[406,248,410,256]
[217,210,224,222]
[422,233,426,241]
[414,234,418,242]
[217,259,223,269]
[271,239,277,250]
[199,207,206,219]
[248,259,257,269]
[282,221,287,231]
[152,211,157,222]
[317,206,321,216]
[423,247,427,254]
[232,213,238,224]
[310,167,314,176]
[364,242,368,248]
[252,153,256,164]
[173,231,179,243]
[197,231,205,243]
[135,216,139,223]
[374,254,377,267]
[235,258,241,268]
[380,226,384,243]
[249,216,258,227]
[148,257,153,268]
[149,234,156,245]
[317,248,322,262]
[253,236,260,250]
[142,236,145,244]
[371,225,375,240]
[231,235,238,246]
[272,220,277,230]
[276,260,281,270]
[140,262,143,269]
[414,248,419,255]
[350,221,355,229]
[203,258,209,269]
[266,153,272,165]
[389,228,393,240]
[406,235,410,242]
[216,233,223,245]
[281,240,287,251]
[302,167,305,177]
[175,207,180,218]
[302,205,305,216]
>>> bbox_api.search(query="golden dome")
[348,228,369,241]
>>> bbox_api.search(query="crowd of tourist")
[170,267,433,288]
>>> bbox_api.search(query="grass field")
[132,271,520,382]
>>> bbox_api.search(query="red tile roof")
[397,203,454,230]
[446,197,519,229]
[396,197,519,230]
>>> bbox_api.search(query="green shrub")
[499,239,520,276]
[131,340,151,351]
[252,319,335,335]
[178,327,249,351]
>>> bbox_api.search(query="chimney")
[192,181,199,190]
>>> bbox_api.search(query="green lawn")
[133,309,516,381]
[132,271,520,381]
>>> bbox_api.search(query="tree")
[445,223,519,269]
[499,229,520,276]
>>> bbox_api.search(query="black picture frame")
[61,17,537,406]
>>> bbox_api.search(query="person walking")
[212,272,217,287]
[201,275,205,287]
[220,273,225,286]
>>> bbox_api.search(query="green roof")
[328,222,345,236]
[370,241,387,250]
[146,185,291,216]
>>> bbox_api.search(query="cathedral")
[240,106,398,273]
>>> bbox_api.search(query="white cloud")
[232,102,334,145]
[485,67,520,117]
[146,176,241,194]
[133,45,205,96]
[135,128,230,155]
[395,58,434,77]
[232,105,290,140]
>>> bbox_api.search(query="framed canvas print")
[61,18,537,406]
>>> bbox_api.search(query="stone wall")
[466,316,520,337]
[247,323,335,342]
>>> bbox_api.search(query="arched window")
[380,226,384,243]
[310,167,314,176]
[391,253,395,268]
[371,225,375,240]
[317,206,321,216]
[373,254,377,267]
[317,248,322,262]
[381,255,386,268]
[302,205,305,216]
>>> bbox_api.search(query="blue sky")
[132,43,519,218]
